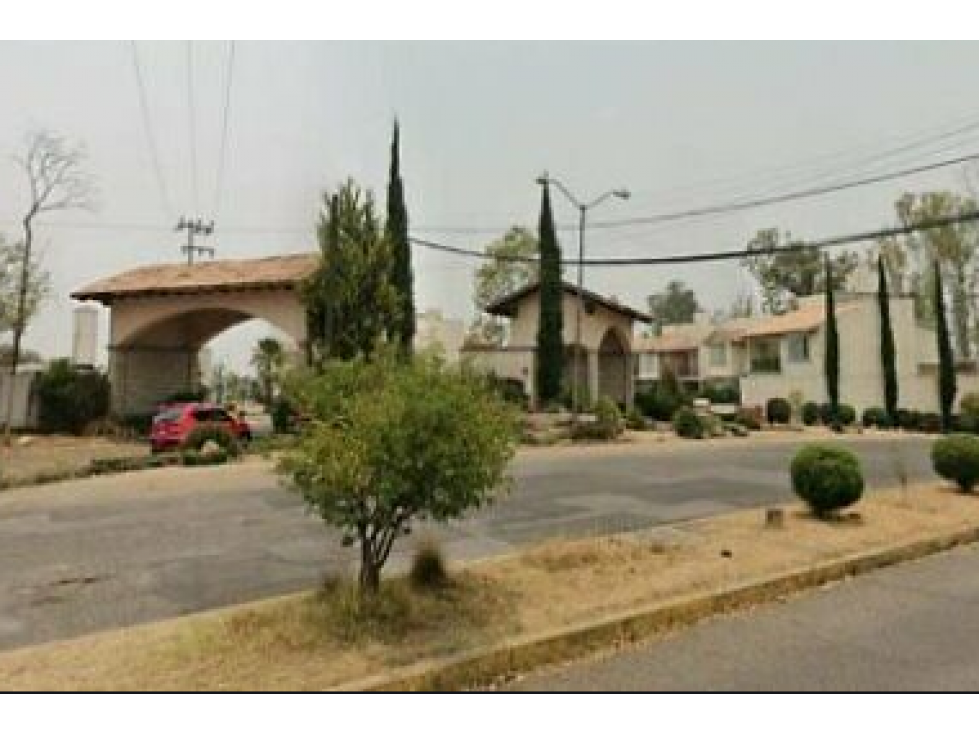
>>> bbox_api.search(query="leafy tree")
[824,256,840,422]
[0,239,50,336]
[935,260,957,432]
[877,258,899,423]
[303,180,400,365]
[727,291,755,319]
[647,280,699,334]
[251,337,285,408]
[278,351,517,593]
[742,228,857,313]
[469,227,539,345]
[34,359,110,435]
[536,185,563,407]
[385,120,415,353]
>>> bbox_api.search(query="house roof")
[485,281,652,323]
[733,302,856,340]
[634,331,703,353]
[72,253,319,304]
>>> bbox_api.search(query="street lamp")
[536,173,630,422]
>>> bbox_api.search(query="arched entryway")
[598,327,629,406]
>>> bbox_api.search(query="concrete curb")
[336,521,979,691]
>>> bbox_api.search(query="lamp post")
[536,173,630,421]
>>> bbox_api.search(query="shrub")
[766,397,792,425]
[625,407,647,431]
[818,402,836,426]
[182,424,241,457]
[801,401,820,426]
[271,396,299,434]
[918,412,943,434]
[119,412,155,437]
[33,360,111,436]
[790,443,865,517]
[594,396,623,437]
[862,406,891,429]
[486,375,528,410]
[699,383,740,405]
[635,386,683,422]
[955,413,979,435]
[895,409,915,431]
[278,350,517,593]
[961,392,979,419]
[735,406,762,431]
[672,407,705,439]
[836,404,857,427]
[408,538,449,590]
[931,434,979,492]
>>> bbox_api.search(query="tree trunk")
[358,535,382,594]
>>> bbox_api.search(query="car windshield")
[154,409,183,424]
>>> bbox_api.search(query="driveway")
[0,435,934,652]
[508,542,979,691]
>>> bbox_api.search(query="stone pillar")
[587,349,599,409]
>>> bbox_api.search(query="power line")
[129,41,173,220]
[408,210,979,267]
[186,40,199,213]
[213,40,236,219]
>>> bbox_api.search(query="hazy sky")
[2,41,978,373]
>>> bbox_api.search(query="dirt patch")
[0,437,148,488]
[1,483,978,691]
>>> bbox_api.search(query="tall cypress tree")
[386,120,415,352]
[878,258,899,424]
[824,255,840,422]
[934,260,957,431]
[536,184,563,407]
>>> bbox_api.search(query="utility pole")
[176,216,215,264]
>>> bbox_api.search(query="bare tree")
[3,130,95,437]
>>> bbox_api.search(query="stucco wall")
[507,292,635,352]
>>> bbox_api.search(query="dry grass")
[2,483,979,691]
[0,436,146,487]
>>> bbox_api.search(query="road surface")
[0,435,934,652]
[509,543,979,691]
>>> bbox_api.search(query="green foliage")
[278,351,518,593]
[271,396,298,434]
[571,396,624,441]
[741,228,858,314]
[625,407,647,431]
[955,413,979,435]
[896,409,916,431]
[34,359,110,435]
[836,404,856,427]
[183,424,241,458]
[636,368,689,421]
[790,443,865,517]
[801,401,820,426]
[647,280,699,334]
[409,538,450,591]
[470,227,539,346]
[960,392,979,419]
[0,237,51,336]
[485,374,529,410]
[935,261,957,432]
[918,412,944,434]
[877,258,899,423]
[862,407,891,429]
[164,387,208,403]
[386,121,415,352]
[536,185,563,406]
[818,402,836,426]
[765,397,791,425]
[672,407,705,439]
[251,337,285,408]
[931,434,979,492]
[824,256,840,415]
[303,180,400,365]
[699,382,740,405]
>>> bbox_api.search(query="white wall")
[0,371,38,429]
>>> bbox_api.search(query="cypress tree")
[536,184,563,407]
[386,120,415,352]
[934,260,957,431]
[878,258,899,424]
[824,255,840,422]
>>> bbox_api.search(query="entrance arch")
[597,327,629,406]
[72,254,315,415]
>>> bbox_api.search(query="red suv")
[150,402,252,453]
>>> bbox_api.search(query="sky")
[2,40,979,374]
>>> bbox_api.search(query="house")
[735,293,979,414]
[462,281,652,407]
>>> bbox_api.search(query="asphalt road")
[0,435,934,653]
[509,542,979,691]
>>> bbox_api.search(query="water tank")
[72,306,99,368]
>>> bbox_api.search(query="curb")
[336,521,979,691]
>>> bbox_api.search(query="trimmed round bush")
[931,435,979,492]
[895,409,914,430]
[672,407,705,439]
[801,401,820,426]
[790,443,865,517]
[836,404,856,427]
[955,413,979,435]
[961,392,979,419]
[183,424,241,457]
[818,402,836,426]
[766,397,792,425]
[862,406,891,429]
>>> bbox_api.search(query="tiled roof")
[634,332,702,353]
[733,303,856,340]
[72,253,319,304]
[485,281,652,323]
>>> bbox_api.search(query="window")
[750,338,781,374]
[787,333,810,363]
[709,343,727,367]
